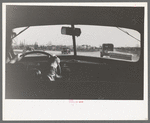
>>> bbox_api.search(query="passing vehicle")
[5,5,144,100]
[100,43,132,60]
[100,43,114,57]
[61,48,71,54]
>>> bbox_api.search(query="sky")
[13,25,140,47]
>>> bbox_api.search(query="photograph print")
[4,4,145,100]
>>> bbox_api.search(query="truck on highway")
[100,43,114,57]
[100,43,132,61]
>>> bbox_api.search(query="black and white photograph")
[2,2,148,120]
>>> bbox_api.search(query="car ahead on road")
[61,48,71,54]
[5,5,144,100]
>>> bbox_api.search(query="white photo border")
[2,2,148,120]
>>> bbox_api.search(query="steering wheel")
[20,51,61,78]
[21,51,53,57]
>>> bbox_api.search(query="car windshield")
[12,25,140,62]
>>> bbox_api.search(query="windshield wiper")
[12,26,30,40]
[116,27,140,42]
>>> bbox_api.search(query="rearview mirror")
[61,27,81,37]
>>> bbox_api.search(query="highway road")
[14,49,139,61]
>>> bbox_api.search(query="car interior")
[5,6,144,99]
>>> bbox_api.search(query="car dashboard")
[6,55,143,99]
